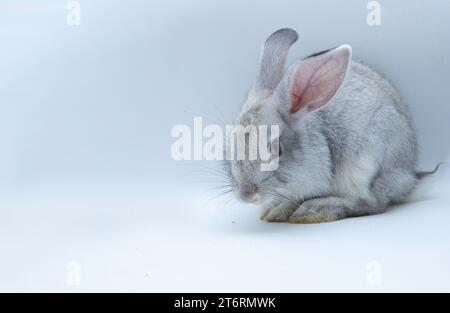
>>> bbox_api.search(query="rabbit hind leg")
[288,169,417,224]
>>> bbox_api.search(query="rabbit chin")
[235,190,265,204]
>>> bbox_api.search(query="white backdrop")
[1,0,449,292]
[1,0,449,195]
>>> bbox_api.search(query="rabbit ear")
[255,28,299,93]
[281,45,352,115]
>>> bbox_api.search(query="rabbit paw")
[288,198,343,224]
[260,200,297,223]
[260,200,281,219]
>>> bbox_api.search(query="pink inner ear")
[290,46,350,114]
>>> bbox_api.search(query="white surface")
[1,166,450,292]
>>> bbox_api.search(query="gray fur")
[225,28,419,223]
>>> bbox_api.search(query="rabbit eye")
[269,140,282,157]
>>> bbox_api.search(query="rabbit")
[224,28,424,223]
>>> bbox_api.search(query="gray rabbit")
[224,28,426,223]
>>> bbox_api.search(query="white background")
[0,0,449,292]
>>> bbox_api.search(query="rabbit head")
[225,28,352,204]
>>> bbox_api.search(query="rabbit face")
[225,99,298,204]
[225,104,282,203]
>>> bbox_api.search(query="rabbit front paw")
[288,197,344,224]
[260,200,297,223]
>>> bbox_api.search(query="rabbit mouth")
[235,189,263,204]
[242,193,263,204]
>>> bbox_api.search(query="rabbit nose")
[239,186,262,203]
[250,193,262,203]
